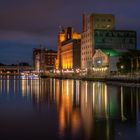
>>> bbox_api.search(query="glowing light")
[59,34,65,42]
[72,32,81,39]
[120,65,124,69]
[85,81,88,104]
[93,67,108,71]
[93,83,95,108]
[7,77,9,94]
[62,69,74,73]
[76,80,80,105]
[105,84,108,118]
[66,80,69,96]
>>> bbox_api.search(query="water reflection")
[0,76,140,140]
[50,79,140,140]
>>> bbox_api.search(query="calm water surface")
[0,76,140,140]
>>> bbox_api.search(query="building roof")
[100,48,123,57]
[61,39,81,46]
[90,13,114,17]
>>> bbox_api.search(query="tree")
[19,62,30,66]
[117,57,131,73]
[0,63,5,66]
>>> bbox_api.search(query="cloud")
[0,0,140,63]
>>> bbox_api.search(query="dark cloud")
[0,0,140,63]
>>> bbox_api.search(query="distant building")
[55,27,81,71]
[33,48,57,71]
[45,50,57,70]
[33,48,46,71]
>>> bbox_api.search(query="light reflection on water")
[0,76,140,140]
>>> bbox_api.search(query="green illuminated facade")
[100,48,123,57]
[94,30,136,50]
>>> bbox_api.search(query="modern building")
[81,13,115,69]
[55,27,81,71]
[33,48,57,71]
[81,13,137,70]
[94,29,136,50]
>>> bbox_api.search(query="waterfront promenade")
[40,73,140,84]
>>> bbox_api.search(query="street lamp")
[120,65,124,74]
[120,65,124,69]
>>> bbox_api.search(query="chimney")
[82,14,86,32]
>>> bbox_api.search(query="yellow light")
[120,65,124,69]
[59,34,65,42]
[72,32,81,39]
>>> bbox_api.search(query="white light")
[97,60,101,64]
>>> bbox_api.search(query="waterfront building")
[55,27,81,72]
[81,13,137,71]
[92,48,123,75]
[92,49,140,75]
[81,13,115,69]
[61,39,81,70]
[33,48,46,71]
[94,29,136,50]
[33,47,57,71]
[45,50,57,70]
[55,28,65,70]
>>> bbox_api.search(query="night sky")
[0,0,139,64]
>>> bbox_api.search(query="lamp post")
[120,65,124,74]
